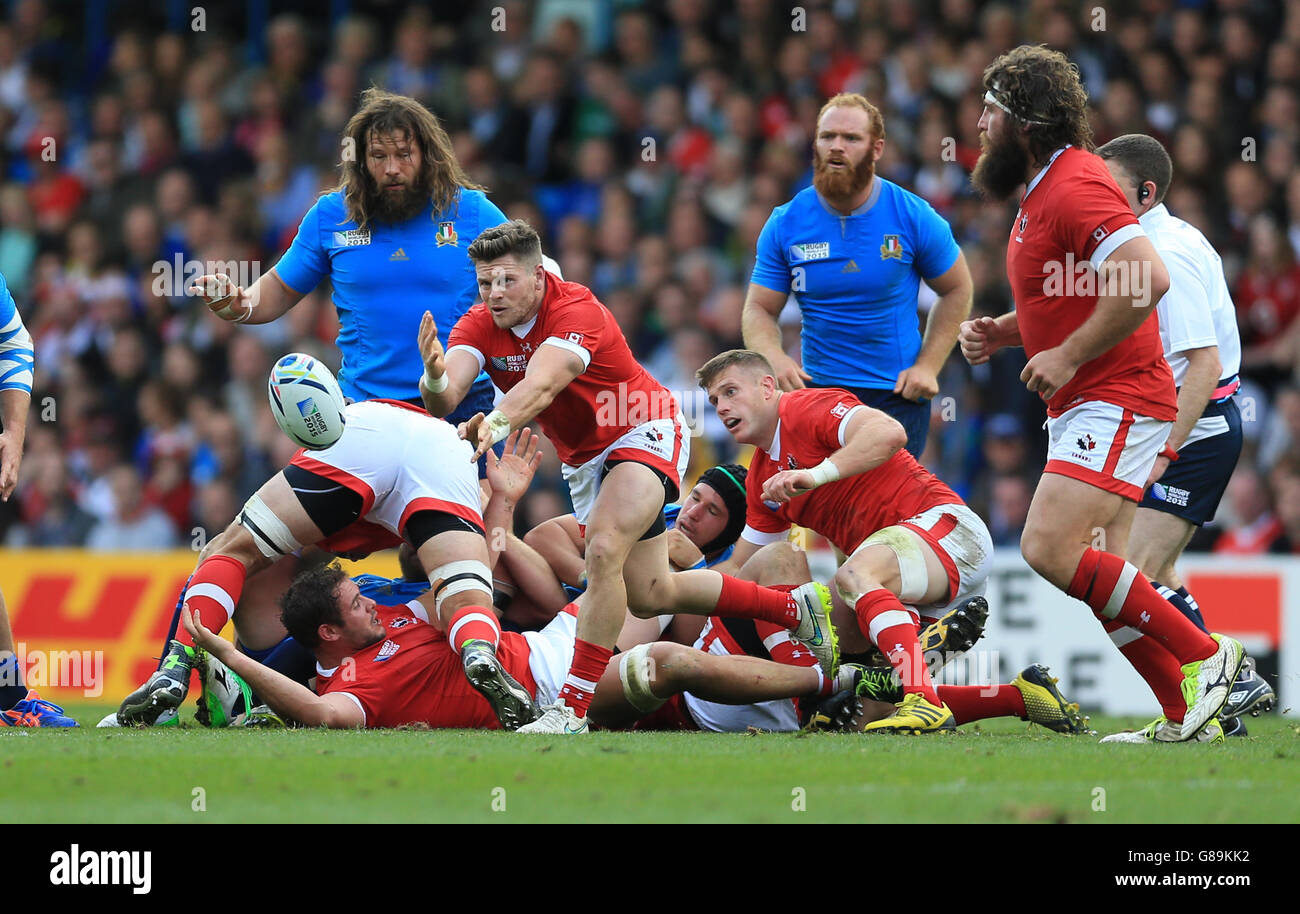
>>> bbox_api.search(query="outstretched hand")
[418,311,446,381]
[485,428,543,502]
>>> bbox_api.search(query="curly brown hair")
[983,44,1093,163]
[336,87,485,230]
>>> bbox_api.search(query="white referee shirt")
[1139,203,1242,447]
[1139,203,1242,387]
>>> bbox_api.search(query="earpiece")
[1137,183,1151,204]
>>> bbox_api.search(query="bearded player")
[418,220,837,734]
[960,45,1242,742]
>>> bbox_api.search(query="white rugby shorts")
[290,399,484,539]
[562,413,690,527]
[1044,400,1170,501]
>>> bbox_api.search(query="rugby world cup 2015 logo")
[297,397,328,439]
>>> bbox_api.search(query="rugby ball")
[267,353,347,449]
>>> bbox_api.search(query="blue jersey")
[0,272,33,395]
[353,573,430,605]
[751,181,960,390]
[274,188,508,401]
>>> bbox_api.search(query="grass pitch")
[3,704,1297,823]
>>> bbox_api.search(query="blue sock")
[1155,582,1208,633]
[0,654,28,709]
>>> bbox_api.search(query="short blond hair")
[696,349,774,390]
[816,93,885,142]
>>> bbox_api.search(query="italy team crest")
[436,222,458,246]
[880,234,904,259]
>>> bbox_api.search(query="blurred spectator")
[1237,215,1300,389]
[0,4,1293,551]
[5,453,95,547]
[86,463,178,550]
[1213,465,1285,554]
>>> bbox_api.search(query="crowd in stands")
[1,0,1297,554]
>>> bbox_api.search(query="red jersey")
[1006,146,1176,420]
[743,388,962,553]
[314,604,537,729]
[447,273,676,466]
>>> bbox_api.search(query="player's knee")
[646,641,693,691]
[584,530,630,574]
[617,642,671,712]
[1019,524,1077,586]
[833,564,876,608]
[626,578,668,618]
[200,524,262,569]
[753,542,810,587]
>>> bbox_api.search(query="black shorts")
[1139,397,1243,526]
[603,458,679,540]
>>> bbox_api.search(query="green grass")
[3,705,1297,823]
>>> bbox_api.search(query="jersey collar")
[815,174,883,217]
[510,315,539,339]
[1021,145,1071,204]
[1138,202,1169,230]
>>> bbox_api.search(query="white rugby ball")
[267,353,347,449]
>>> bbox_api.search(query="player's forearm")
[482,494,517,571]
[831,412,908,478]
[995,311,1023,347]
[524,518,586,587]
[235,270,301,325]
[915,285,972,373]
[0,389,30,446]
[493,378,563,432]
[741,299,786,360]
[207,643,341,728]
[420,382,462,418]
[1058,290,1160,368]
[500,533,570,613]
[1166,346,1221,452]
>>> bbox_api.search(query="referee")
[742,93,972,458]
[1099,134,1274,734]
[191,88,510,473]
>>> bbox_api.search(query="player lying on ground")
[111,362,534,729]
[513,463,1002,732]
[419,219,837,734]
[179,560,862,732]
[697,349,1008,734]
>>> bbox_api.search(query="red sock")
[177,555,247,646]
[1067,549,1215,663]
[446,605,501,654]
[854,589,939,705]
[713,574,799,628]
[937,684,1026,725]
[1101,618,1186,722]
[557,638,611,718]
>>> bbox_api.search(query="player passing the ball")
[418,220,838,734]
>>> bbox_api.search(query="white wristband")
[485,409,511,445]
[420,370,448,394]
[806,458,841,488]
